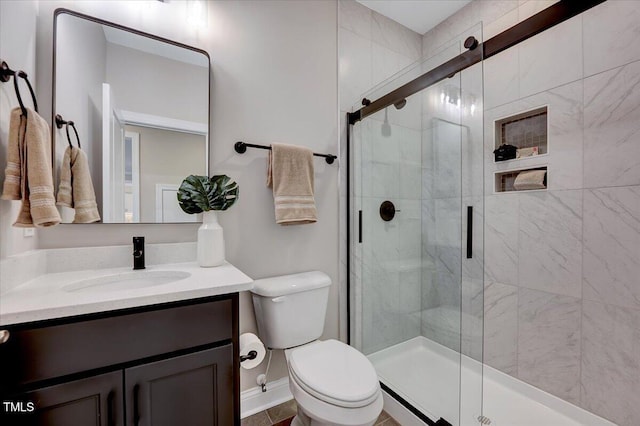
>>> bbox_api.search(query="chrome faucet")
[133,236,145,270]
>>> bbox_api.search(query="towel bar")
[234,141,336,165]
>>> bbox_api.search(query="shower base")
[368,336,615,426]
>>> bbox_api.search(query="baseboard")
[240,377,293,419]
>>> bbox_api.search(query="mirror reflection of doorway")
[124,124,206,223]
[123,132,140,223]
[102,83,207,223]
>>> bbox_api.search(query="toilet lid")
[288,340,380,408]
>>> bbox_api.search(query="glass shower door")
[350,25,484,426]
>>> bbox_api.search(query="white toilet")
[251,271,383,426]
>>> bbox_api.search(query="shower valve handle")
[380,201,399,221]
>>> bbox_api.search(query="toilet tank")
[251,271,331,349]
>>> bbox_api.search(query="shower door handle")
[466,206,473,259]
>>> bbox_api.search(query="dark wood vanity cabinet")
[3,371,122,426]
[0,294,240,426]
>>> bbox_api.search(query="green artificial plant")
[177,174,239,214]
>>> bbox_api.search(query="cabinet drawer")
[0,297,232,388]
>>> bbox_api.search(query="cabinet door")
[125,345,233,426]
[1,371,123,426]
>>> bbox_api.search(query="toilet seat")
[288,339,380,408]
[288,363,383,426]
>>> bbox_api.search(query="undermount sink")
[63,270,192,293]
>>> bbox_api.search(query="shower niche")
[494,106,548,161]
[493,106,549,192]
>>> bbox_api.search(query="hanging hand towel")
[56,146,73,208]
[2,108,60,227]
[267,143,317,225]
[56,146,100,223]
[1,108,23,200]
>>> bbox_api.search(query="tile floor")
[241,399,400,426]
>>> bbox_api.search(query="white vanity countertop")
[0,262,253,326]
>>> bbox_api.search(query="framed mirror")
[53,9,210,224]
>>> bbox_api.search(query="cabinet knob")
[0,330,9,344]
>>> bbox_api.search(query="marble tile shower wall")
[422,1,640,425]
[338,0,424,354]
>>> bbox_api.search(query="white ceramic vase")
[197,210,225,267]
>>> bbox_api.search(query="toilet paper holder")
[240,350,258,363]
[239,332,266,369]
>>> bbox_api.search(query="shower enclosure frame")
[345,0,607,424]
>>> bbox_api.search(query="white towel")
[267,143,317,225]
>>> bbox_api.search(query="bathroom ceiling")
[356,0,471,35]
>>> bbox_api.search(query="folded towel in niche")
[513,169,546,190]
[57,146,100,223]
[267,143,317,225]
[1,107,61,227]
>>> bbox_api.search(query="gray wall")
[205,0,338,389]
[1,0,338,394]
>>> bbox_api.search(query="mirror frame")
[51,8,211,224]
